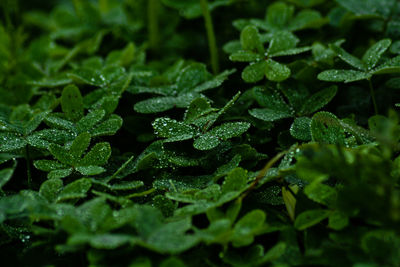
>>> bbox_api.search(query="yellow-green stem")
[200,0,219,74]
[148,0,159,51]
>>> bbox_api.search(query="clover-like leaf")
[61,85,84,122]
[290,117,312,140]
[311,111,346,145]
[242,61,267,83]
[318,39,400,85]
[35,133,111,178]
[265,59,291,82]
[193,122,251,150]
[294,209,330,230]
[152,117,195,142]
[246,2,325,33]
[221,168,248,194]
[335,0,396,18]
[57,178,92,202]
[240,26,264,53]
[131,62,233,113]
[0,132,26,152]
[232,27,309,83]
[318,69,372,83]
[162,0,232,19]
[249,108,293,122]
[231,209,267,247]
[39,178,63,202]
[299,85,337,115]
[362,39,391,70]
[0,162,16,189]
[80,142,112,166]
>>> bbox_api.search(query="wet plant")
[0,0,400,266]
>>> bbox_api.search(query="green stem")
[148,0,159,51]
[200,0,219,74]
[25,146,32,188]
[127,188,156,198]
[368,79,378,115]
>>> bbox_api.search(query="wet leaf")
[311,112,346,144]
[294,209,330,230]
[61,85,84,122]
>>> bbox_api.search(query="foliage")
[0,0,400,266]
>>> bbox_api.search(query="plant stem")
[25,146,32,188]
[368,79,378,115]
[148,0,159,51]
[200,0,219,74]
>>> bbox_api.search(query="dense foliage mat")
[1,0,400,266]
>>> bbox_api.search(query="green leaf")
[193,134,220,151]
[328,210,349,230]
[232,210,266,247]
[294,209,330,230]
[39,178,63,202]
[265,59,291,82]
[48,168,73,179]
[267,31,299,55]
[242,61,267,83]
[57,178,92,202]
[88,234,133,249]
[184,98,215,123]
[27,129,74,149]
[0,165,14,189]
[193,122,251,150]
[266,2,294,29]
[330,44,366,71]
[134,96,179,113]
[34,160,68,172]
[299,85,338,115]
[61,85,84,122]
[23,111,50,135]
[76,109,106,134]
[91,115,123,137]
[160,257,186,267]
[317,69,371,83]
[230,50,263,62]
[48,144,75,165]
[177,63,208,90]
[372,55,400,75]
[76,166,106,176]
[259,242,287,264]
[80,142,111,166]
[249,108,293,122]
[304,180,337,207]
[70,132,91,161]
[152,117,195,142]
[193,69,236,93]
[335,0,395,18]
[362,39,392,70]
[311,112,346,145]
[289,9,325,31]
[0,132,26,152]
[222,168,248,194]
[109,181,144,191]
[145,218,199,253]
[44,115,75,132]
[240,25,263,53]
[290,117,312,140]
[270,46,311,57]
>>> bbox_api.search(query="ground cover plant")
[1,0,400,266]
